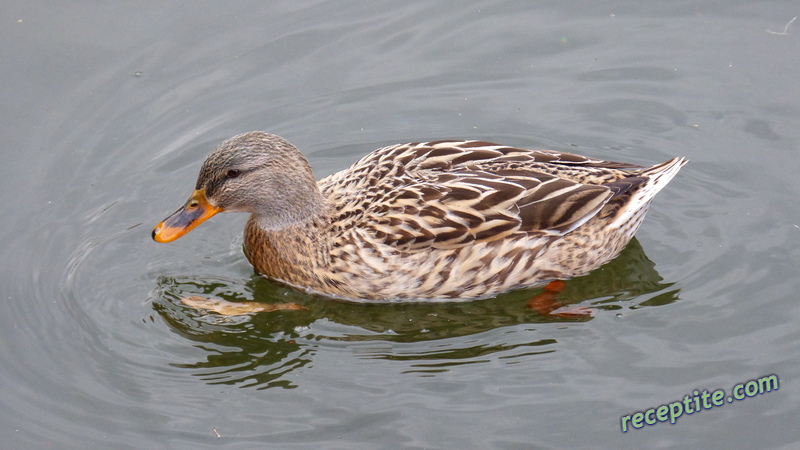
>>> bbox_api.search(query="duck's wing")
[363,172,623,251]
[327,140,645,251]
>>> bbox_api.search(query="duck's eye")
[226,169,240,179]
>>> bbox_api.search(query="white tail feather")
[608,157,687,230]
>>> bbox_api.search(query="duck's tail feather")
[607,157,687,231]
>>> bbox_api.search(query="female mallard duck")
[153,132,685,301]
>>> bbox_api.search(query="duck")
[153,131,686,301]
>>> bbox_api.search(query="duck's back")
[319,140,656,248]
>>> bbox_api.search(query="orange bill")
[152,188,222,243]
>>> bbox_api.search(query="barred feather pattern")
[242,139,686,301]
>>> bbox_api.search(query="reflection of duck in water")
[152,236,678,390]
[154,132,685,302]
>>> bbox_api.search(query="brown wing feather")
[364,168,614,250]
[324,140,638,251]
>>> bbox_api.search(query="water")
[3,1,800,448]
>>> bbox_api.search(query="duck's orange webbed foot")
[181,296,307,316]
[526,280,594,319]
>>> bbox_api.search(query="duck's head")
[152,131,322,243]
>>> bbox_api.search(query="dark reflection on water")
[152,280,314,390]
[151,237,679,389]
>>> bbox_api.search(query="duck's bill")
[152,188,222,243]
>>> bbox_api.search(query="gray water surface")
[3,2,800,448]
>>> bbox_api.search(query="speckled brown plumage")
[154,132,686,301]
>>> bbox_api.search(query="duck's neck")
[243,208,331,288]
